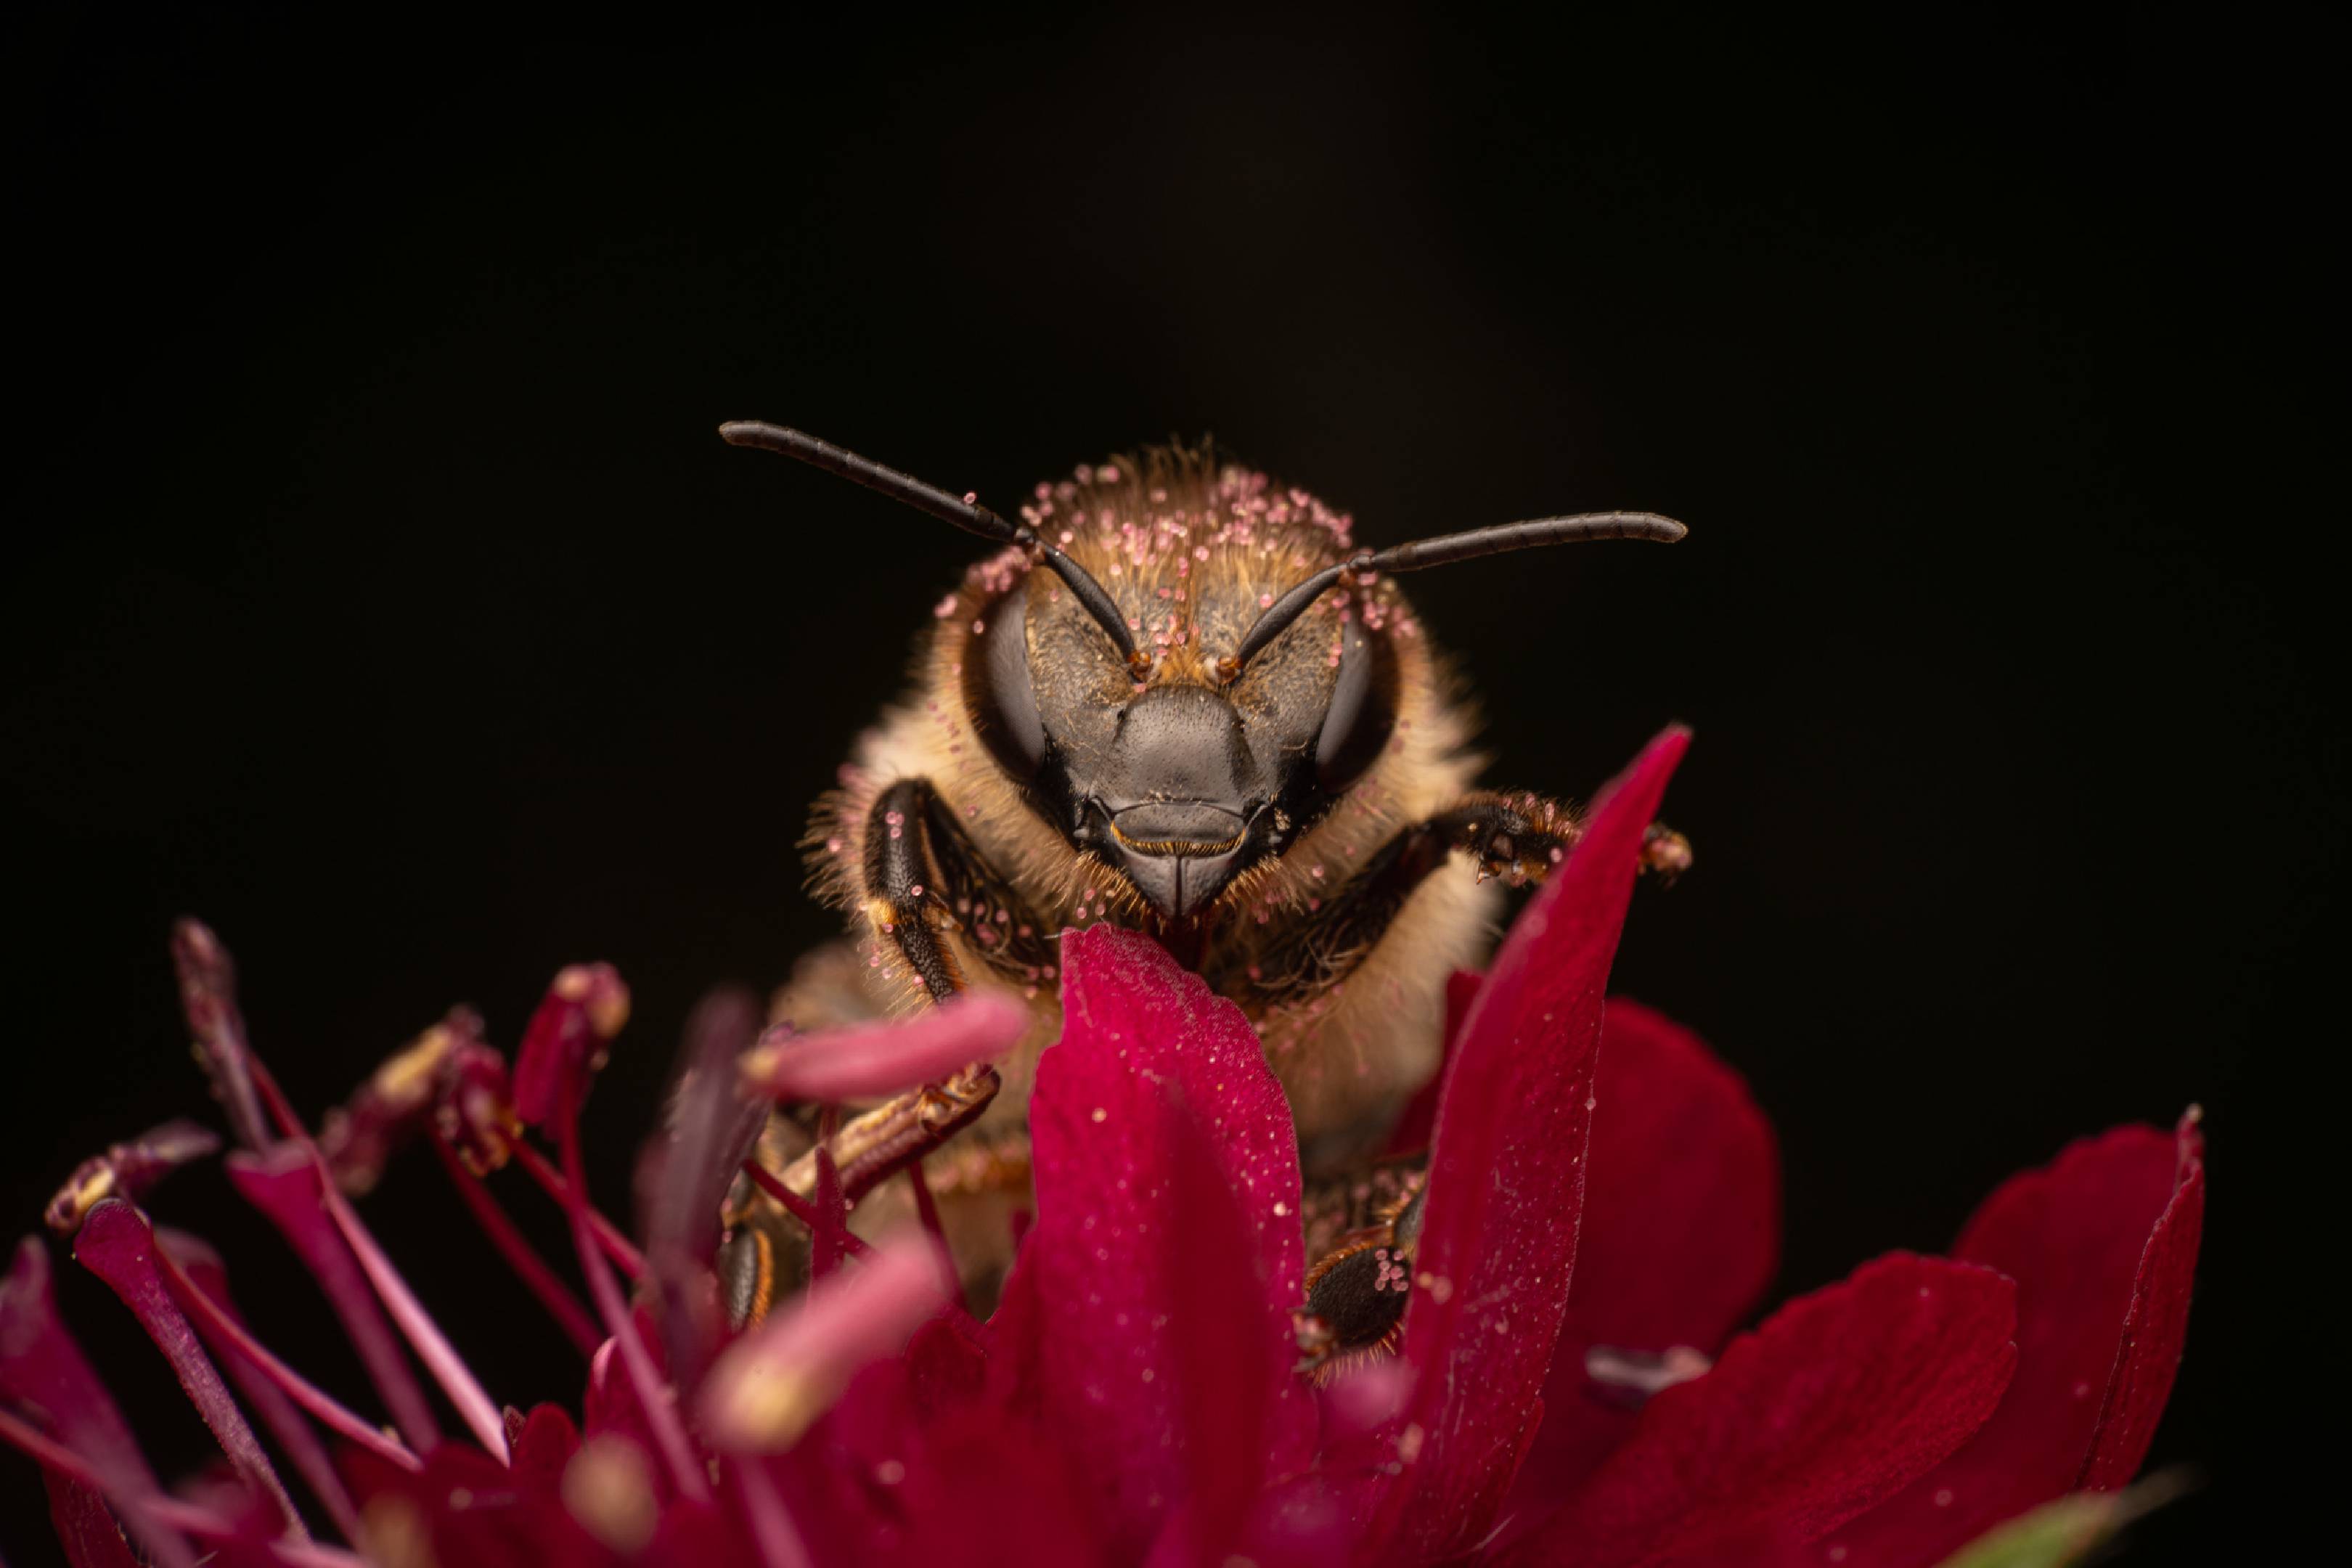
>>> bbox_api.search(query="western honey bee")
[715,423,1688,1360]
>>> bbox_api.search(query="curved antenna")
[719,421,1145,672]
[1222,510,1686,678]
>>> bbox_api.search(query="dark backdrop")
[4,7,2332,1561]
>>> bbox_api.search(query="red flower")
[0,729,2203,1568]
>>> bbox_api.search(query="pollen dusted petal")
[991,924,1312,1562]
[741,987,1029,1103]
[1503,1254,2019,1568]
[1509,999,1781,1512]
[1818,1114,2205,1562]
[1367,726,1690,1563]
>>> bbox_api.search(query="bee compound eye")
[1314,617,1392,793]
[969,584,1048,777]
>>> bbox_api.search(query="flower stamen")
[429,1132,601,1356]
[74,1199,309,1540]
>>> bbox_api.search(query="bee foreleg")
[857,777,1058,1000]
[862,777,970,1000]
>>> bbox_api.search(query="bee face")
[719,419,1681,942]
[963,489,1400,921]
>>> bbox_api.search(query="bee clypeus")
[715,422,1690,1372]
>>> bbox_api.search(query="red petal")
[511,1402,582,1495]
[1504,1254,2017,1568]
[1143,1114,1296,1568]
[1512,1000,1781,1507]
[743,989,1029,1102]
[2078,1112,2205,1487]
[1820,1115,2205,1564]
[1,1237,159,1490]
[888,1408,1105,1567]
[992,925,1312,1561]
[380,1442,611,1567]
[1369,726,1690,1561]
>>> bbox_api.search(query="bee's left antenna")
[719,422,1147,674]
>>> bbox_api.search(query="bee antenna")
[719,422,1147,673]
[1223,511,1686,677]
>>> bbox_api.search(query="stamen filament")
[0,1406,364,1568]
[150,1233,424,1473]
[737,1159,995,1354]
[163,1236,371,1538]
[241,1060,511,1461]
[430,1133,601,1356]
[905,1158,969,1315]
[512,1138,648,1280]
[810,1145,848,1280]
[731,1455,816,1568]
[227,1148,442,1453]
[739,1159,874,1258]
[73,1201,308,1540]
[553,1079,710,1504]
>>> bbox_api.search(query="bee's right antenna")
[1222,511,1687,679]
[719,422,1149,675]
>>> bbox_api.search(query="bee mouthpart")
[1106,804,1249,858]
[1101,802,1258,920]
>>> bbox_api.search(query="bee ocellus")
[714,423,1689,1371]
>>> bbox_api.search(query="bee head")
[966,548,1397,920]
[720,422,1683,924]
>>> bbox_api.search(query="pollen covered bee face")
[962,461,1402,919]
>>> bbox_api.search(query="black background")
[4,6,2333,1561]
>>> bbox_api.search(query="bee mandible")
[714,422,1689,1370]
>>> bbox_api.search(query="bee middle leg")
[721,777,1050,1323]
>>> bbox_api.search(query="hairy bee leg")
[865,777,968,999]
[1222,793,1689,1005]
[914,786,1059,980]
[719,1066,1005,1328]
[1641,820,1693,883]
[1426,790,1580,884]
[1296,1171,1429,1383]
[862,777,1058,996]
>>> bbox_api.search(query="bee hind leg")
[1294,1168,1429,1384]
